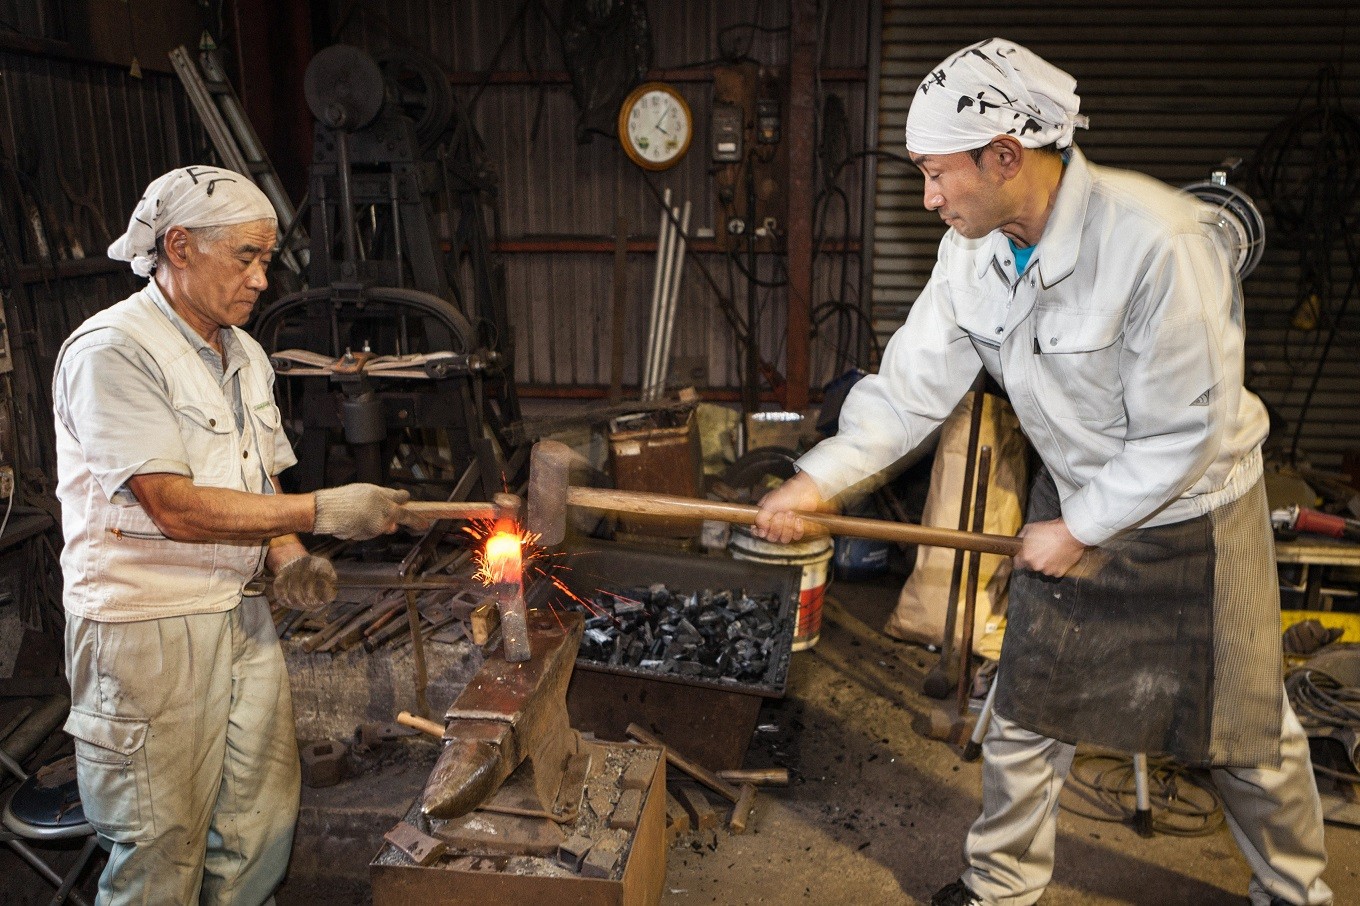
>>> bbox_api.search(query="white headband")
[905,38,1089,156]
[108,166,277,277]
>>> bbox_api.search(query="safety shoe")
[931,879,983,906]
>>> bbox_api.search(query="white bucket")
[729,527,833,651]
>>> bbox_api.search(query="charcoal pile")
[574,584,785,682]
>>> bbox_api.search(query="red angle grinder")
[1271,504,1360,541]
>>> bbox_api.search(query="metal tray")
[534,541,801,769]
[548,541,800,698]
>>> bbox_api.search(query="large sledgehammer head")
[527,440,571,546]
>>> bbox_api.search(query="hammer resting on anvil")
[524,439,1021,556]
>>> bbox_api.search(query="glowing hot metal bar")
[480,492,531,663]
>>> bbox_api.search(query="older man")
[53,166,416,904]
[756,39,1331,906]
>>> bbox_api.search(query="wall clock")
[618,82,693,171]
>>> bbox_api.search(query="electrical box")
[712,63,787,253]
[755,97,780,145]
[711,103,743,163]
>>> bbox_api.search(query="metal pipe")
[642,189,672,401]
[6,838,93,906]
[405,591,431,718]
[646,202,683,401]
[389,170,404,290]
[335,131,359,274]
[654,200,692,400]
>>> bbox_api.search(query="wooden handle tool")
[569,486,1021,557]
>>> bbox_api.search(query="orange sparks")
[475,518,525,586]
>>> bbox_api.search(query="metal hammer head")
[527,440,571,546]
[492,492,522,524]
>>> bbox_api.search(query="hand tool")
[954,446,993,718]
[399,491,521,522]
[1272,504,1360,541]
[626,723,757,833]
[717,767,790,786]
[924,375,988,699]
[526,440,1021,557]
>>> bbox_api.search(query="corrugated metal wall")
[873,1,1360,469]
[328,0,873,394]
[0,40,206,484]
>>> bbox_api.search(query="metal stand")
[964,683,1155,837]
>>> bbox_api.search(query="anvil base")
[370,740,665,906]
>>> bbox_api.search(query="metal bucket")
[729,527,833,651]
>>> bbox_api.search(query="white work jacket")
[798,147,1269,545]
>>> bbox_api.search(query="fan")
[1182,160,1266,279]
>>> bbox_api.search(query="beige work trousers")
[64,596,300,906]
[961,690,1331,906]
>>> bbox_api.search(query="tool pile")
[574,584,787,682]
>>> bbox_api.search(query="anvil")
[421,609,585,820]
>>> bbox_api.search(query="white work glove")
[272,554,338,612]
[314,483,412,541]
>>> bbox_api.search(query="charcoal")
[564,582,789,685]
[613,597,645,617]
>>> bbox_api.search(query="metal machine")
[255,45,522,505]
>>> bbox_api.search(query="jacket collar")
[145,279,250,376]
[972,144,1093,289]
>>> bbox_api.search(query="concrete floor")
[273,572,1360,905]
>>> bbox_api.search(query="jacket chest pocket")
[175,400,237,486]
[248,402,281,478]
[1030,308,1126,421]
[956,298,1007,385]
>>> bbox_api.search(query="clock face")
[619,84,692,171]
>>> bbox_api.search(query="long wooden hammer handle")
[401,501,498,519]
[401,493,521,522]
[569,486,1022,557]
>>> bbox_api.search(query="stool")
[1,752,99,906]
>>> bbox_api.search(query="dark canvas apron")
[995,469,1283,768]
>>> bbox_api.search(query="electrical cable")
[1287,665,1360,728]
[1285,664,1360,783]
[0,474,13,540]
[1249,65,1360,463]
[1063,752,1225,837]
